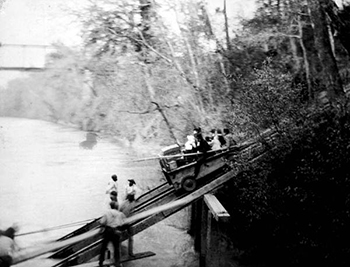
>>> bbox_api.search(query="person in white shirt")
[106,174,118,196]
[208,129,221,150]
[125,179,138,202]
[99,202,126,267]
[184,135,196,152]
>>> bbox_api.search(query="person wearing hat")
[119,181,137,258]
[125,179,137,202]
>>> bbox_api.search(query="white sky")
[0,0,255,46]
[0,0,256,86]
[0,0,83,46]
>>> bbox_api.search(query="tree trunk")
[201,2,231,94]
[223,0,231,51]
[142,64,180,145]
[165,39,204,115]
[289,36,300,72]
[173,4,202,94]
[151,102,180,146]
[307,0,344,103]
[323,0,350,56]
[298,15,314,100]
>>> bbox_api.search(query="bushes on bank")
[218,106,350,266]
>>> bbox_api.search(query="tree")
[307,0,344,104]
[75,0,244,143]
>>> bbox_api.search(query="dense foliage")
[218,106,350,266]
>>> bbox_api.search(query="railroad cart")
[159,145,238,192]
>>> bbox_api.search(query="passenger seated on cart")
[182,135,197,164]
[184,135,196,152]
[223,128,237,148]
[194,131,211,153]
[217,129,227,148]
[208,129,221,151]
[193,127,202,136]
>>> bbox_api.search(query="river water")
[0,117,197,267]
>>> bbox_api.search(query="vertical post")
[188,203,195,236]
[205,210,212,266]
[200,199,208,266]
[203,194,230,266]
[128,228,134,256]
[191,200,202,252]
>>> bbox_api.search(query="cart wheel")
[181,176,197,192]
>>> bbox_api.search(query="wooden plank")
[52,240,103,267]
[69,251,156,266]
[51,230,101,259]
[12,229,101,265]
[203,194,230,222]
[122,169,237,226]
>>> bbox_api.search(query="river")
[0,117,197,267]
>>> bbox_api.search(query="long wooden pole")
[12,229,100,265]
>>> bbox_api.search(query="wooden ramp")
[51,169,239,266]
[12,229,101,265]
[70,251,156,266]
[48,182,174,261]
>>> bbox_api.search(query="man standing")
[0,226,18,267]
[120,183,138,257]
[99,202,126,267]
[125,179,138,202]
[109,191,118,207]
[106,174,118,196]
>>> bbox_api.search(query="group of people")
[184,127,237,154]
[106,174,138,206]
[100,174,139,267]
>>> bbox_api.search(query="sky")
[0,0,256,86]
[0,0,256,46]
[0,0,83,46]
